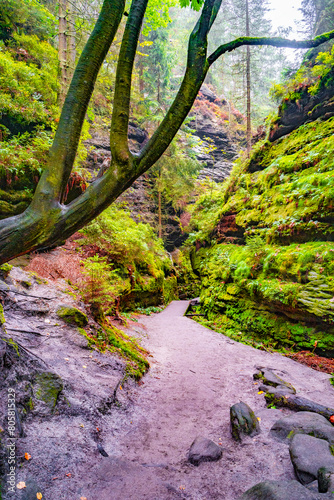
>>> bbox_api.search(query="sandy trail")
[84,301,334,500]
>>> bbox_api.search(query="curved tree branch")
[110,0,149,162]
[208,30,334,66]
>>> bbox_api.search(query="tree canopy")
[0,0,334,264]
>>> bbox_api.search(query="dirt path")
[4,289,334,500]
[83,301,334,500]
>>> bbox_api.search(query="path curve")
[86,301,334,499]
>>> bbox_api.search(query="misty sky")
[266,0,303,35]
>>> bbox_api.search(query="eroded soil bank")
[2,291,334,500]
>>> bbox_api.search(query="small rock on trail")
[187,436,223,466]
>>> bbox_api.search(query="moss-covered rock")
[188,71,334,357]
[33,372,63,410]
[57,306,88,327]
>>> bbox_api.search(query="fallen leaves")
[65,473,72,477]
[24,452,31,460]
[330,415,334,424]
[17,482,26,489]
[80,497,88,500]
[257,391,264,395]
[36,493,43,499]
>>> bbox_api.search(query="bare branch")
[208,30,334,66]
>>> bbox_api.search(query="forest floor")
[3,278,334,500]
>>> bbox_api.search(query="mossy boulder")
[33,372,63,410]
[57,306,88,327]
[230,402,260,441]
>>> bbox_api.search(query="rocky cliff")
[189,67,334,357]
[188,84,245,182]
[84,86,246,250]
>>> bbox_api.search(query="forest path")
[86,301,334,500]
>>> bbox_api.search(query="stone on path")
[187,436,222,466]
[271,411,334,444]
[289,434,334,484]
[253,367,296,395]
[230,402,260,441]
[56,305,88,326]
[264,393,334,420]
[238,480,326,499]
[318,466,334,494]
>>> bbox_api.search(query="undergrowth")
[78,326,149,380]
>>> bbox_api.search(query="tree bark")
[158,189,162,239]
[138,31,145,94]
[245,0,251,154]
[67,0,76,84]
[58,0,68,106]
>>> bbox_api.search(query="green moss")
[187,106,334,356]
[193,238,334,354]
[20,279,32,288]
[29,271,48,284]
[57,306,88,327]
[78,326,149,380]
[0,263,12,280]
[0,305,5,325]
[33,372,63,409]
[163,276,178,304]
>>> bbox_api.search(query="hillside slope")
[189,61,334,357]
